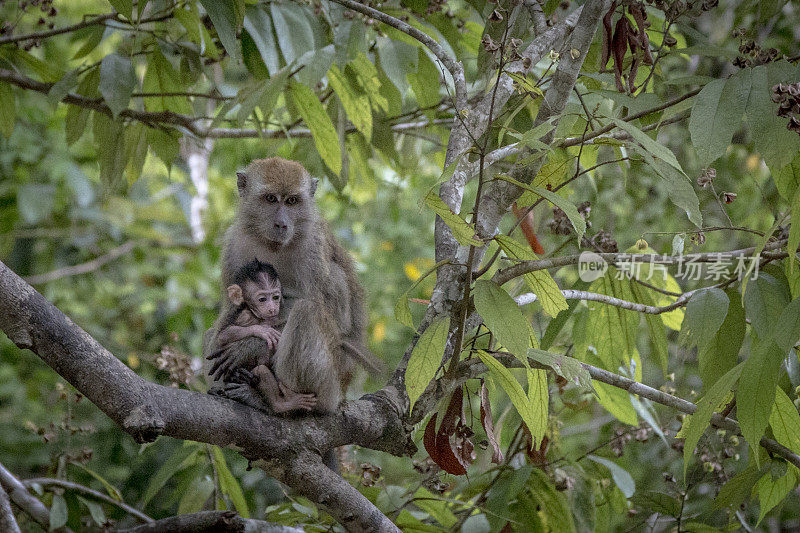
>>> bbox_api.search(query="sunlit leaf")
[406,317,449,412]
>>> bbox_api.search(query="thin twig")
[23,478,153,523]
[24,241,137,285]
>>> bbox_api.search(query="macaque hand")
[250,325,281,350]
[215,382,269,411]
[206,340,261,382]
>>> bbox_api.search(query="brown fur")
[205,157,378,414]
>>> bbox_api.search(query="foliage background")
[1,0,800,530]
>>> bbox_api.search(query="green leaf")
[699,289,745,388]
[526,367,549,448]
[294,45,336,89]
[494,235,568,317]
[199,0,241,63]
[288,81,341,174]
[689,72,749,165]
[407,49,440,108]
[394,293,414,329]
[210,446,250,518]
[77,496,107,527]
[17,184,55,225]
[142,445,199,507]
[587,455,635,498]
[47,69,79,106]
[527,348,593,391]
[595,381,638,425]
[774,297,800,353]
[770,386,800,455]
[349,53,389,113]
[679,288,729,354]
[93,113,128,190]
[72,25,106,59]
[142,50,192,115]
[405,317,449,412]
[677,363,743,480]
[243,5,280,75]
[756,467,796,525]
[611,118,682,173]
[647,157,703,227]
[791,189,800,275]
[523,469,577,533]
[746,62,800,169]
[0,82,15,139]
[477,350,544,444]
[108,0,133,19]
[99,53,135,117]
[744,272,790,339]
[146,128,180,170]
[124,123,148,185]
[773,153,800,202]
[496,175,586,243]
[629,282,669,375]
[713,457,765,510]
[70,462,123,501]
[328,64,372,139]
[473,280,531,363]
[423,190,482,247]
[413,488,457,528]
[738,339,786,460]
[270,3,317,65]
[2,48,63,82]
[50,493,68,530]
[582,272,638,370]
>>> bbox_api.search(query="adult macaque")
[204,157,382,414]
[209,258,317,414]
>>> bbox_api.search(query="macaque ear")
[236,172,247,194]
[309,177,319,197]
[227,284,244,306]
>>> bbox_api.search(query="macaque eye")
[258,297,268,303]
[285,196,299,205]
[272,295,280,301]
[264,194,278,203]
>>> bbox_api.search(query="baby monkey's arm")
[217,324,281,351]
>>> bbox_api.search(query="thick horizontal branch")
[0,259,406,532]
[493,240,787,286]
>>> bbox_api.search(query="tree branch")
[0,481,20,533]
[514,289,691,314]
[325,0,467,108]
[0,259,407,532]
[24,241,136,285]
[0,463,50,530]
[116,510,302,533]
[0,13,116,45]
[458,354,800,471]
[493,239,787,285]
[23,478,152,523]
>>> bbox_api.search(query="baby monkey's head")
[226,258,282,320]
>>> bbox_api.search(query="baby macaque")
[213,258,317,414]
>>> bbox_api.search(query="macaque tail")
[342,341,386,376]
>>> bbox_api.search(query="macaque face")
[237,159,317,247]
[258,190,306,245]
[242,275,282,320]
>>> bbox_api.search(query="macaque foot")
[274,382,317,413]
